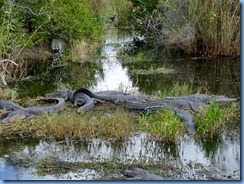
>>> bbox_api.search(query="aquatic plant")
[194,101,224,138]
[139,107,185,142]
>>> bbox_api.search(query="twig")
[0,59,18,66]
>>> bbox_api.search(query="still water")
[0,28,240,180]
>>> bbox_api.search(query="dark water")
[15,28,240,98]
[0,28,240,180]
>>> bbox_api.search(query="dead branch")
[0,59,18,66]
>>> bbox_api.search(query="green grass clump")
[139,108,185,142]
[195,101,224,138]
[0,88,18,100]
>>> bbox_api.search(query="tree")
[0,0,102,60]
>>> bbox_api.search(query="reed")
[132,0,240,56]
[187,0,240,56]
[160,82,194,98]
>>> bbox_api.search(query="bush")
[0,0,102,60]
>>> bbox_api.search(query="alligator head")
[45,90,73,101]
[124,168,148,180]
[211,95,238,103]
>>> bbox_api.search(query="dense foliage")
[127,0,240,56]
[0,0,102,60]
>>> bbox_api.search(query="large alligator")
[0,100,23,111]
[0,98,65,124]
[124,168,165,180]
[45,89,133,105]
[125,99,208,112]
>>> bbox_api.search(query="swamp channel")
[0,28,240,180]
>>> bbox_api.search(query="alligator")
[0,100,23,111]
[162,99,208,112]
[165,94,238,104]
[75,88,153,104]
[45,89,133,105]
[0,98,65,124]
[144,105,196,134]
[124,168,165,180]
[46,90,74,102]
[125,98,208,112]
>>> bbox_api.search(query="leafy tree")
[0,0,27,59]
[0,0,102,60]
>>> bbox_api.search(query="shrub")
[0,0,103,60]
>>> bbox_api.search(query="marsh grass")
[0,103,137,141]
[160,82,195,99]
[0,88,18,100]
[194,101,224,138]
[136,0,239,56]
[222,102,240,124]
[139,108,185,142]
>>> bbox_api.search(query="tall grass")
[187,0,240,56]
[139,107,185,142]
[160,82,194,98]
[194,101,224,138]
[134,0,240,56]
[88,0,132,27]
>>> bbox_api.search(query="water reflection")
[16,28,240,98]
[0,132,240,179]
[90,29,138,92]
[0,133,240,179]
[125,57,240,97]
